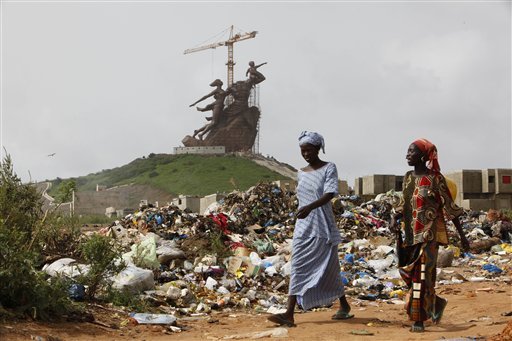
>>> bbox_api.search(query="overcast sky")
[1,0,511,187]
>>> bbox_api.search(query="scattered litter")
[475,287,493,292]
[129,313,177,325]
[482,263,503,274]
[350,329,374,336]
[222,327,288,339]
[40,184,512,320]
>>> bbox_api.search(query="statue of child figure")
[245,61,267,85]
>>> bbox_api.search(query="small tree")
[77,234,126,300]
[0,154,75,318]
[0,154,42,240]
[55,179,77,203]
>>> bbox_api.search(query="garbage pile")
[43,183,512,322]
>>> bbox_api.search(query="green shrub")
[500,209,512,221]
[0,155,76,318]
[208,230,233,259]
[37,215,82,261]
[102,288,152,312]
[54,179,77,203]
[0,155,42,240]
[77,234,126,300]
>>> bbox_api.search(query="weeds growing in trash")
[208,229,234,259]
[77,234,126,300]
[102,287,153,312]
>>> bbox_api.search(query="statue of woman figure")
[189,79,228,140]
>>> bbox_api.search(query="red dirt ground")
[1,281,510,341]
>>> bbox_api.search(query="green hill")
[49,153,294,197]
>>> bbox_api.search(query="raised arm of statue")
[246,61,266,85]
[189,79,225,108]
[189,89,216,107]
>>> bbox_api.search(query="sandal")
[432,298,448,324]
[331,310,354,320]
[267,313,296,327]
[410,322,425,332]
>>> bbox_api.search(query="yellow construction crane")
[184,25,257,87]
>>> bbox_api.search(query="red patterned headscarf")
[412,138,440,173]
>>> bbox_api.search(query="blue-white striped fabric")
[294,162,341,244]
[289,162,344,310]
[289,238,345,310]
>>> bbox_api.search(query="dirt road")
[1,281,510,341]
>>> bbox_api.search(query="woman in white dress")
[267,131,353,327]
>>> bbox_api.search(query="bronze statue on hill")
[183,61,266,153]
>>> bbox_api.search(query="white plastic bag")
[112,264,155,293]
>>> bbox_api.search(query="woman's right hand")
[296,205,313,219]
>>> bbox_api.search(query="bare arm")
[255,62,267,68]
[296,192,334,219]
[189,89,216,107]
[452,216,470,252]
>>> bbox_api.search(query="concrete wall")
[361,174,400,195]
[75,184,173,215]
[496,194,512,209]
[174,146,225,155]
[338,180,349,195]
[200,193,225,214]
[461,199,494,211]
[462,170,483,193]
[445,171,466,207]
[362,175,376,195]
[354,177,363,196]
[482,169,496,193]
[446,169,512,210]
[496,169,512,194]
[172,195,201,213]
[351,169,511,210]
[446,170,483,196]
[460,196,511,211]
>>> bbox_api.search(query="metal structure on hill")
[249,85,260,154]
[183,25,257,88]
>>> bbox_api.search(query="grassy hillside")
[50,154,292,197]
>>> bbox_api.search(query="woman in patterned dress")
[391,138,470,332]
[267,131,353,327]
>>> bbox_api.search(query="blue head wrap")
[298,131,325,153]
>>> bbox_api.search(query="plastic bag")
[123,235,160,269]
[112,264,155,293]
